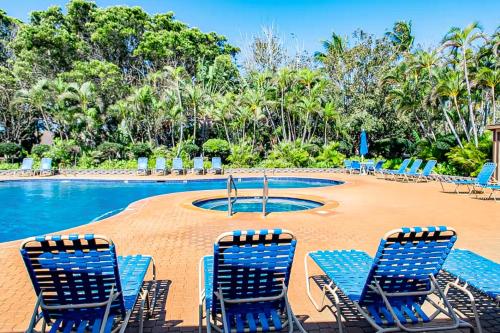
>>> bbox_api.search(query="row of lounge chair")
[345,158,500,201]
[13,156,224,176]
[20,227,498,333]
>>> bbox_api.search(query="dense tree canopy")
[0,1,498,175]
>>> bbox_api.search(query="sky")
[2,0,499,54]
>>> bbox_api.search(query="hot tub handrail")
[263,175,269,216]
[227,175,238,216]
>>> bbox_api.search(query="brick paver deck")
[0,173,498,332]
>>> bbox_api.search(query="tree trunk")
[462,53,478,146]
[280,88,287,141]
[453,96,471,142]
[492,86,497,124]
[443,108,463,148]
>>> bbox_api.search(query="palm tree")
[386,21,415,55]
[475,67,499,123]
[442,22,487,146]
[242,88,267,148]
[275,68,294,141]
[11,79,53,132]
[314,32,345,62]
[184,83,206,141]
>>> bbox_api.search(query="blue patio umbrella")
[360,130,368,157]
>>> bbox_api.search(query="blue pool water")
[194,196,323,213]
[0,177,341,242]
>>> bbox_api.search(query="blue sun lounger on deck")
[305,226,472,333]
[343,160,352,173]
[411,160,437,182]
[439,162,496,194]
[210,157,223,174]
[20,234,158,333]
[442,249,500,333]
[350,160,362,174]
[39,158,53,176]
[478,183,500,202]
[172,157,185,175]
[193,157,205,174]
[199,229,306,333]
[395,159,422,181]
[369,160,385,174]
[137,157,148,175]
[18,158,34,176]
[381,158,411,179]
[154,157,167,175]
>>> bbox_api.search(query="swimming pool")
[194,196,324,213]
[0,177,341,242]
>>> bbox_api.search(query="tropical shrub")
[0,162,19,170]
[202,139,230,159]
[31,144,51,158]
[0,142,21,161]
[99,159,138,170]
[128,143,152,158]
[47,139,81,166]
[97,142,124,160]
[262,141,311,168]
[314,142,346,168]
[446,136,491,176]
[227,141,259,167]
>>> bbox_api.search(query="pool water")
[0,177,341,242]
[194,196,323,213]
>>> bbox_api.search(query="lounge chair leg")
[444,280,483,333]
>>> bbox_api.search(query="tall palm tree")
[442,22,487,146]
[386,21,415,55]
[242,88,267,148]
[184,83,206,141]
[11,79,53,132]
[475,67,499,123]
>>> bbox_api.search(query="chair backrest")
[211,157,222,170]
[421,160,437,176]
[193,157,204,170]
[155,157,166,170]
[21,158,34,170]
[40,158,52,170]
[351,160,361,169]
[407,159,423,175]
[396,158,411,173]
[172,157,183,170]
[475,162,496,185]
[344,160,352,168]
[374,160,385,171]
[20,234,126,322]
[209,229,297,316]
[137,157,148,170]
[358,226,457,306]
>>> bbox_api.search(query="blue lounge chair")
[154,157,167,175]
[172,157,185,175]
[443,249,500,333]
[199,229,306,333]
[368,160,385,174]
[350,160,362,174]
[395,159,423,181]
[210,157,223,174]
[411,160,437,182]
[305,226,472,333]
[39,158,53,176]
[18,157,34,176]
[20,234,157,333]
[137,157,148,175]
[193,157,205,175]
[382,158,411,179]
[479,183,500,201]
[439,162,496,194]
[386,159,420,180]
[343,160,352,173]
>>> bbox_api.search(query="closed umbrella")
[360,130,368,158]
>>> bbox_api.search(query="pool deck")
[0,172,499,332]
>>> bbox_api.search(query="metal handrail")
[262,175,269,216]
[227,175,238,216]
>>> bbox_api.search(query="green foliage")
[31,144,51,158]
[314,142,346,168]
[97,142,124,160]
[98,159,138,170]
[128,142,152,158]
[415,135,456,161]
[0,162,19,170]
[0,142,21,158]
[46,139,81,166]
[261,141,311,168]
[202,139,230,159]
[446,135,492,176]
[178,141,199,157]
[227,141,259,167]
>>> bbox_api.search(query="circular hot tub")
[193,196,323,213]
